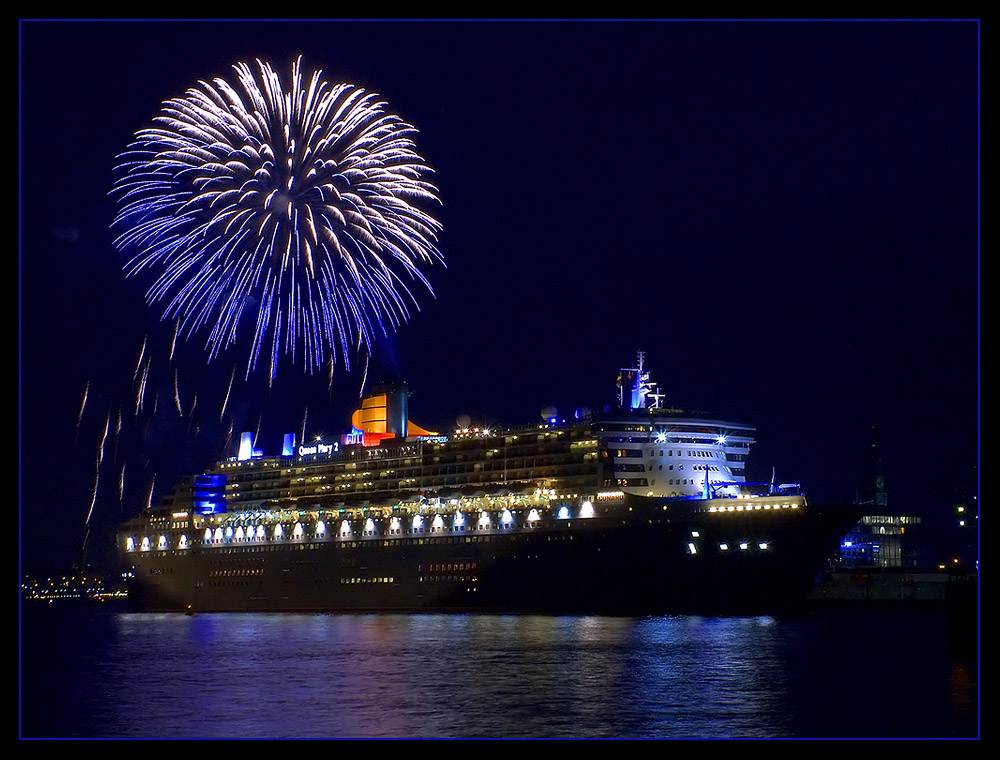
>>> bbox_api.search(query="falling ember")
[168,319,179,363]
[220,366,236,423]
[75,381,89,446]
[97,410,110,464]
[84,453,100,527]
[174,369,183,417]
[112,57,443,381]
[359,351,370,398]
[133,337,147,385]
[187,393,198,436]
[135,357,151,415]
[76,381,89,429]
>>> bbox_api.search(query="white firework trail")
[75,381,89,445]
[135,356,151,415]
[359,350,370,398]
[97,409,110,464]
[220,365,236,422]
[84,453,100,527]
[169,318,179,363]
[174,369,183,417]
[133,337,147,384]
[187,393,198,436]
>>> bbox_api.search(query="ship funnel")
[350,382,437,445]
[238,432,254,461]
[386,381,409,438]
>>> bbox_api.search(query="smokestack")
[386,381,409,438]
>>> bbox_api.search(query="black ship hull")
[127,497,859,615]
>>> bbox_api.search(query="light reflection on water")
[21,611,977,738]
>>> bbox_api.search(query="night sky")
[19,20,978,574]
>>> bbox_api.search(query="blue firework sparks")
[112,58,443,379]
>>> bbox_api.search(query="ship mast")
[619,351,663,410]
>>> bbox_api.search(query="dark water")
[21,608,978,738]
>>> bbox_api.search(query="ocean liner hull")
[123,355,859,615]
[126,496,858,615]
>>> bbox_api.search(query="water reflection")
[22,611,977,738]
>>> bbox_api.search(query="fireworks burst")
[112,57,443,380]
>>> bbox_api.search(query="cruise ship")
[121,354,858,614]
